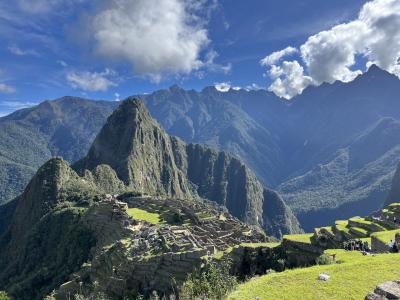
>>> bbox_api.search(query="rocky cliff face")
[74,98,301,237]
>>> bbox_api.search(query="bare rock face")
[365,280,400,300]
[74,98,302,237]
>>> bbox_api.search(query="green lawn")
[229,250,400,300]
[240,242,281,248]
[349,226,368,236]
[127,208,162,224]
[283,233,313,244]
[371,229,400,244]
[349,217,372,225]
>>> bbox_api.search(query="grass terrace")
[240,242,281,248]
[371,229,400,244]
[283,233,314,244]
[229,250,400,300]
[127,208,163,224]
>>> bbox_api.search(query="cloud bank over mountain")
[262,0,400,99]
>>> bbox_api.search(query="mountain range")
[0,98,298,299]
[1,65,400,230]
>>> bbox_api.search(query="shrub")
[181,258,237,300]
[0,291,10,300]
[315,253,334,265]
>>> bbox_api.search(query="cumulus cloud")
[8,44,40,56]
[261,46,298,66]
[83,0,215,82]
[261,0,400,99]
[214,82,231,92]
[66,69,117,92]
[268,61,314,99]
[0,83,16,94]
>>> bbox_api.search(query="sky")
[0,0,399,116]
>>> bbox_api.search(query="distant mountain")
[74,98,301,236]
[0,97,116,203]
[1,65,400,230]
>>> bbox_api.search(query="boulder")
[365,280,400,299]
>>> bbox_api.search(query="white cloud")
[245,83,263,91]
[17,0,85,14]
[0,83,16,94]
[66,69,117,92]
[84,0,213,81]
[57,60,68,67]
[17,0,61,14]
[114,92,120,101]
[8,44,39,56]
[1,100,36,109]
[261,46,298,66]
[215,82,231,92]
[268,61,313,99]
[0,100,37,117]
[261,0,400,99]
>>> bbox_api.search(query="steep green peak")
[74,97,190,197]
[8,157,78,239]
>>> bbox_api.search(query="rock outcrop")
[365,280,400,299]
[74,98,301,237]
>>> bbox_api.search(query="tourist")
[388,240,395,250]
[393,242,399,253]
[363,241,370,252]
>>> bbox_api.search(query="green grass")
[229,250,400,300]
[349,226,368,237]
[316,226,334,235]
[335,220,348,226]
[127,208,162,224]
[371,229,400,244]
[240,242,281,248]
[283,233,313,244]
[349,217,372,225]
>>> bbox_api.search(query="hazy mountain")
[0,97,116,204]
[1,65,400,230]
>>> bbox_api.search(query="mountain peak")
[73,97,190,197]
[119,96,146,110]
[363,64,394,78]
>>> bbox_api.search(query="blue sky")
[2,0,400,115]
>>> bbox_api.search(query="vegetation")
[240,242,280,248]
[229,250,400,300]
[371,229,400,244]
[315,253,334,265]
[283,233,313,244]
[127,208,163,224]
[182,258,237,300]
[0,291,10,300]
[0,97,116,204]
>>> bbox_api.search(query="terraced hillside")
[0,157,269,299]
[227,203,400,300]
[283,202,400,253]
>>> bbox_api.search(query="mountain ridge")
[73,97,301,236]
